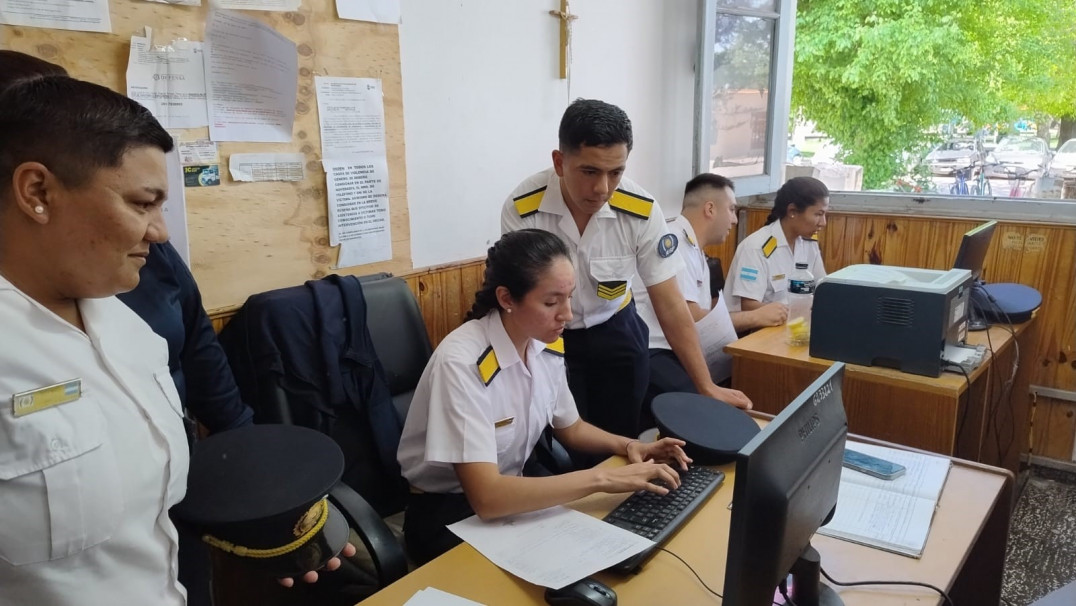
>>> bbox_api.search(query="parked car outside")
[1048,139,1076,178]
[925,138,984,175]
[985,136,1052,179]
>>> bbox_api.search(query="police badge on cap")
[658,233,679,258]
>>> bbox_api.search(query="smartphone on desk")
[843,448,906,480]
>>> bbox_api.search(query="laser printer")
[810,265,974,378]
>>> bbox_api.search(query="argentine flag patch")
[739,267,759,282]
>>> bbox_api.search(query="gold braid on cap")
[201,498,329,559]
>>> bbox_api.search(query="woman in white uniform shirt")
[398,229,692,564]
[724,177,829,312]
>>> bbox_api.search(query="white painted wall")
[400,0,699,269]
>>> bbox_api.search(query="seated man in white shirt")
[634,174,787,422]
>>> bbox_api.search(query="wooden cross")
[549,0,578,79]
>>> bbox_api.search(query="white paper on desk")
[447,506,652,590]
[324,159,392,267]
[162,141,191,267]
[0,0,111,33]
[403,588,485,606]
[204,10,298,143]
[127,32,208,129]
[336,0,400,24]
[229,153,305,182]
[215,0,300,10]
[315,76,387,161]
[699,292,738,383]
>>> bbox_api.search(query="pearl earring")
[506,308,513,314]
[33,205,45,214]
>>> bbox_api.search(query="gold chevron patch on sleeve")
[512,186,547,218]
[596,280,628,300]
[476,346,501,386]
[761,236,778,258]
[608,189,654,219]
[543,337,565,357]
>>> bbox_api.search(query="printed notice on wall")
[126,31,208,129]
[315,76,387,160]
[0,0,112,33]
[204,10,298,142]
[229,153,305,182]
[217,0,300,10]
[325,159,392,268]
[335,0,400,24]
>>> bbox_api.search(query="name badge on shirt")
[494,417,515,428]
[772,274,786,282]
[12,378,82,418]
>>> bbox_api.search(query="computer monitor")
[952,220,997,330]
[723,363,849,606]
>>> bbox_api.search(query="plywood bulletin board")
[0,0,410,312]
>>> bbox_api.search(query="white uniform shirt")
[398,311,579,494]
[0,275,189,606]
[723,221,826,311]
[501,168,684,330]
[635,216,738,381]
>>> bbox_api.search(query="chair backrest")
[358,274,433,422]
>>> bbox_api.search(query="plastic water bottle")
[786,262,814,346]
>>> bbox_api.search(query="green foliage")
[792,0,1076,188]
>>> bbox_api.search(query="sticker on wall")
[184,165,221,187]
[1002,232,1024,250]
[1024,234,1046,253]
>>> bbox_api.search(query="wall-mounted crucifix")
[548,0,578,79]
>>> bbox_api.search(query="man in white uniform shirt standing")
[634,174,787,424]
[502,100,750,445]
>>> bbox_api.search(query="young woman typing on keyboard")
[397,229,692,565]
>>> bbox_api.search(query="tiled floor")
[1002,465,1076,605]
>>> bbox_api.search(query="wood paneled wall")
[211,258,486,349]
[707,209,1076,459]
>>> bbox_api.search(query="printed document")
[336,0,400,24]
[315,76,387,160]
[818,442,951,557]
[447,506,652,589]
[698,292,738,383]
[126,31,208,129]
[216,0,300,10]
[204,10,298,142]
[324,159,392,267]
[0,0,111,33]
[228,153,305,182]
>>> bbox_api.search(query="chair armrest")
[328,483,409,587]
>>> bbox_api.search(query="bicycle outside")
[948,162,991,196]
[1000,165,1035,198]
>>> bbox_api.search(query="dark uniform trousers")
[562,300,650,442]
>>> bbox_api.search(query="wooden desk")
[360,453,1013,605]
[725,319,1039,474]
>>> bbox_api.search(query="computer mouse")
[544,577,617,606]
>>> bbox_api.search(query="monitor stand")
[967,283,990,332]
[782,544,845,606]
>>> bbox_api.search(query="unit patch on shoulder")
[476,346,501,386]
[761,236,778,258]
[657,233,678,258]
[608,189,654,219]
[544,337,565,357]
[513,186,547,218]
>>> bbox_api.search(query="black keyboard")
[602,465,725,574]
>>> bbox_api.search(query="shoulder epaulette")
[809,233,819,242]
[513,186,546,218]
[608,189,653,219]
[476,346,501,386]
[543,337,565,357]
[683,229,696,247]
[761,236,778,258]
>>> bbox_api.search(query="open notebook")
[818,442,952,558]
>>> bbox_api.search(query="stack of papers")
[818,442,952,558]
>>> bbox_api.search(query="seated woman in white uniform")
[723,176,829,312]
[397,228,692,565]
